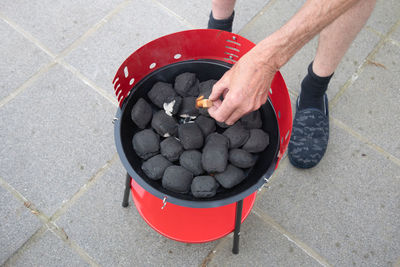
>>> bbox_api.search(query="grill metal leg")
[232,199,243,254]
[122,173,132,207]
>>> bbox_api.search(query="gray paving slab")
[156,0,271,34]
[328,28,381,99]
[282,27,381,101]
[64,0,189,100]
[4,230,88,267]
[0,0,398,266]
[241,0,381,100]
[239,0,305,42]
[56,160,217,266]
[0,0,125,54]
[0,186,42,265]
[0,20,51,101]
[390,23,400,43]
[255,124,400,266]
[366,0,400,35]
[208,214,320,266]
[0,64,117,215]
[333,40,400,159]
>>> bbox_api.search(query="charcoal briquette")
[160,137,183,162]
[151,110,178,137]
[179,97,199,118]
[205,133,229,148]
[141,154,173,180]
[242,129,269,153]
[178,123,203,150]
[195,115,216,137]
[147,82,177,108]
[162,166,193,193]
[132,129,160,160]
[216,120,230,128]
[202,143,228,173]
[174,72,199,97]
[191,176,218,198]
[240,110,262,129]
[223,121,250,148]
[215,164,246,189]
[163,95,182,116]
[199,79,217,98]
[179,150,204,176]
[229,149,257,168]
[131,98,152,129]
[199,107,210,117]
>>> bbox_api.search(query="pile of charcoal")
[131,72,269,199]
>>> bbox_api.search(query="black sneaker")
[288,94,329,169]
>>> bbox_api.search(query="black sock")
[207,11,235,32]
[299,62,333,112]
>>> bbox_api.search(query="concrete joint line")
[0,62,56,109]
[395,256,400,267]
[3,222,100,267]
[50,153,119,221]
[288,90,298,99]
[47,221,101,267]
[288,88,299,98]
[31,222,101,267]
[251,207,332,267]
[329,61,364,108]
[0,0,131,109]
[331,117,400,167]
[0,178,98,266]
[56,0,132,59]
[2,226,48,266]
[0,59,117,113]
[58,60,118,107]
[365,26,385,38]
[365,18,400,60]
[151,0,196,29]
[388,38,400,48]
[1,0,132,61]
[0,152,115,267]
[0,176,51,224]
[0,12,56,58]
[238,0,278,36]
[331,19,400,108]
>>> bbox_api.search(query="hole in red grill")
[124,66,129,78]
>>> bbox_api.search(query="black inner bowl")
[117,59,280,208]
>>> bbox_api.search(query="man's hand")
[208,47,277,125]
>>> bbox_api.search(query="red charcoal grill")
[113,29,292,254]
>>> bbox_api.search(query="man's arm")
[208,0,360,125]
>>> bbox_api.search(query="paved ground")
[1,0,399,266]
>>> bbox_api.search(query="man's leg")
[289,0,376,169]
[313,0,376,77]
[208,0,236,32]
[211,0,236,19]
